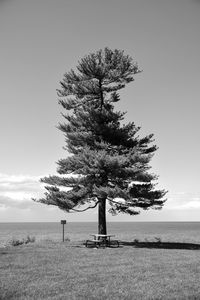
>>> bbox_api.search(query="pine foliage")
[35,48,167,217]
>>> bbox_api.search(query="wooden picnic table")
[91,234,115,246]
[86,234,119,248]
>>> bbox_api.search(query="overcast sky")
[0,0,200,222]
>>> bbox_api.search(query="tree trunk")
[98,197,107,234]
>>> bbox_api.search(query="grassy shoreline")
[1,240,200,299]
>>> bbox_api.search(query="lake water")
[1,222,200,246]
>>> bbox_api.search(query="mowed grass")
[1,240,200,300]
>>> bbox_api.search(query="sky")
[0,0,200,222]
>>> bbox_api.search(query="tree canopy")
[34,48,167,234]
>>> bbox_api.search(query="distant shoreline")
[1,221,200,223]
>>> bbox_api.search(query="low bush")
[133,238,139,244]
[8,235,36,247]
[154,236,162,243]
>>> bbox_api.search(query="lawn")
[1,240,200,299]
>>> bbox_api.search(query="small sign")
[60,220,67,242]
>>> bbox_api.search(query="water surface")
[1,222,200,245]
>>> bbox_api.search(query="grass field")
[1,239,200,300]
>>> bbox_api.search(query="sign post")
[60,220,66,242]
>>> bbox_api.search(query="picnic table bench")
[85,234,119,248]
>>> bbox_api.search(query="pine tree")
[34,48,167,234]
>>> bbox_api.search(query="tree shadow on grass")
[120,241,200,250]
[58,241,200,250]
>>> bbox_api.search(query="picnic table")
[85,234,119,248]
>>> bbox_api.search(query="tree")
[34,48,167,234]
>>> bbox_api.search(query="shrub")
[24,235,35,244]
[65,237,70,242]
[8,236,36,247]
[154,237,162,243]
[133,238,139,244]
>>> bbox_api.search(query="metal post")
[62,223,64,242]
[60,220,66,242]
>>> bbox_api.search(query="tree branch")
[99,79,104,111]
[70,201,99,212]
[108,197,129,207]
